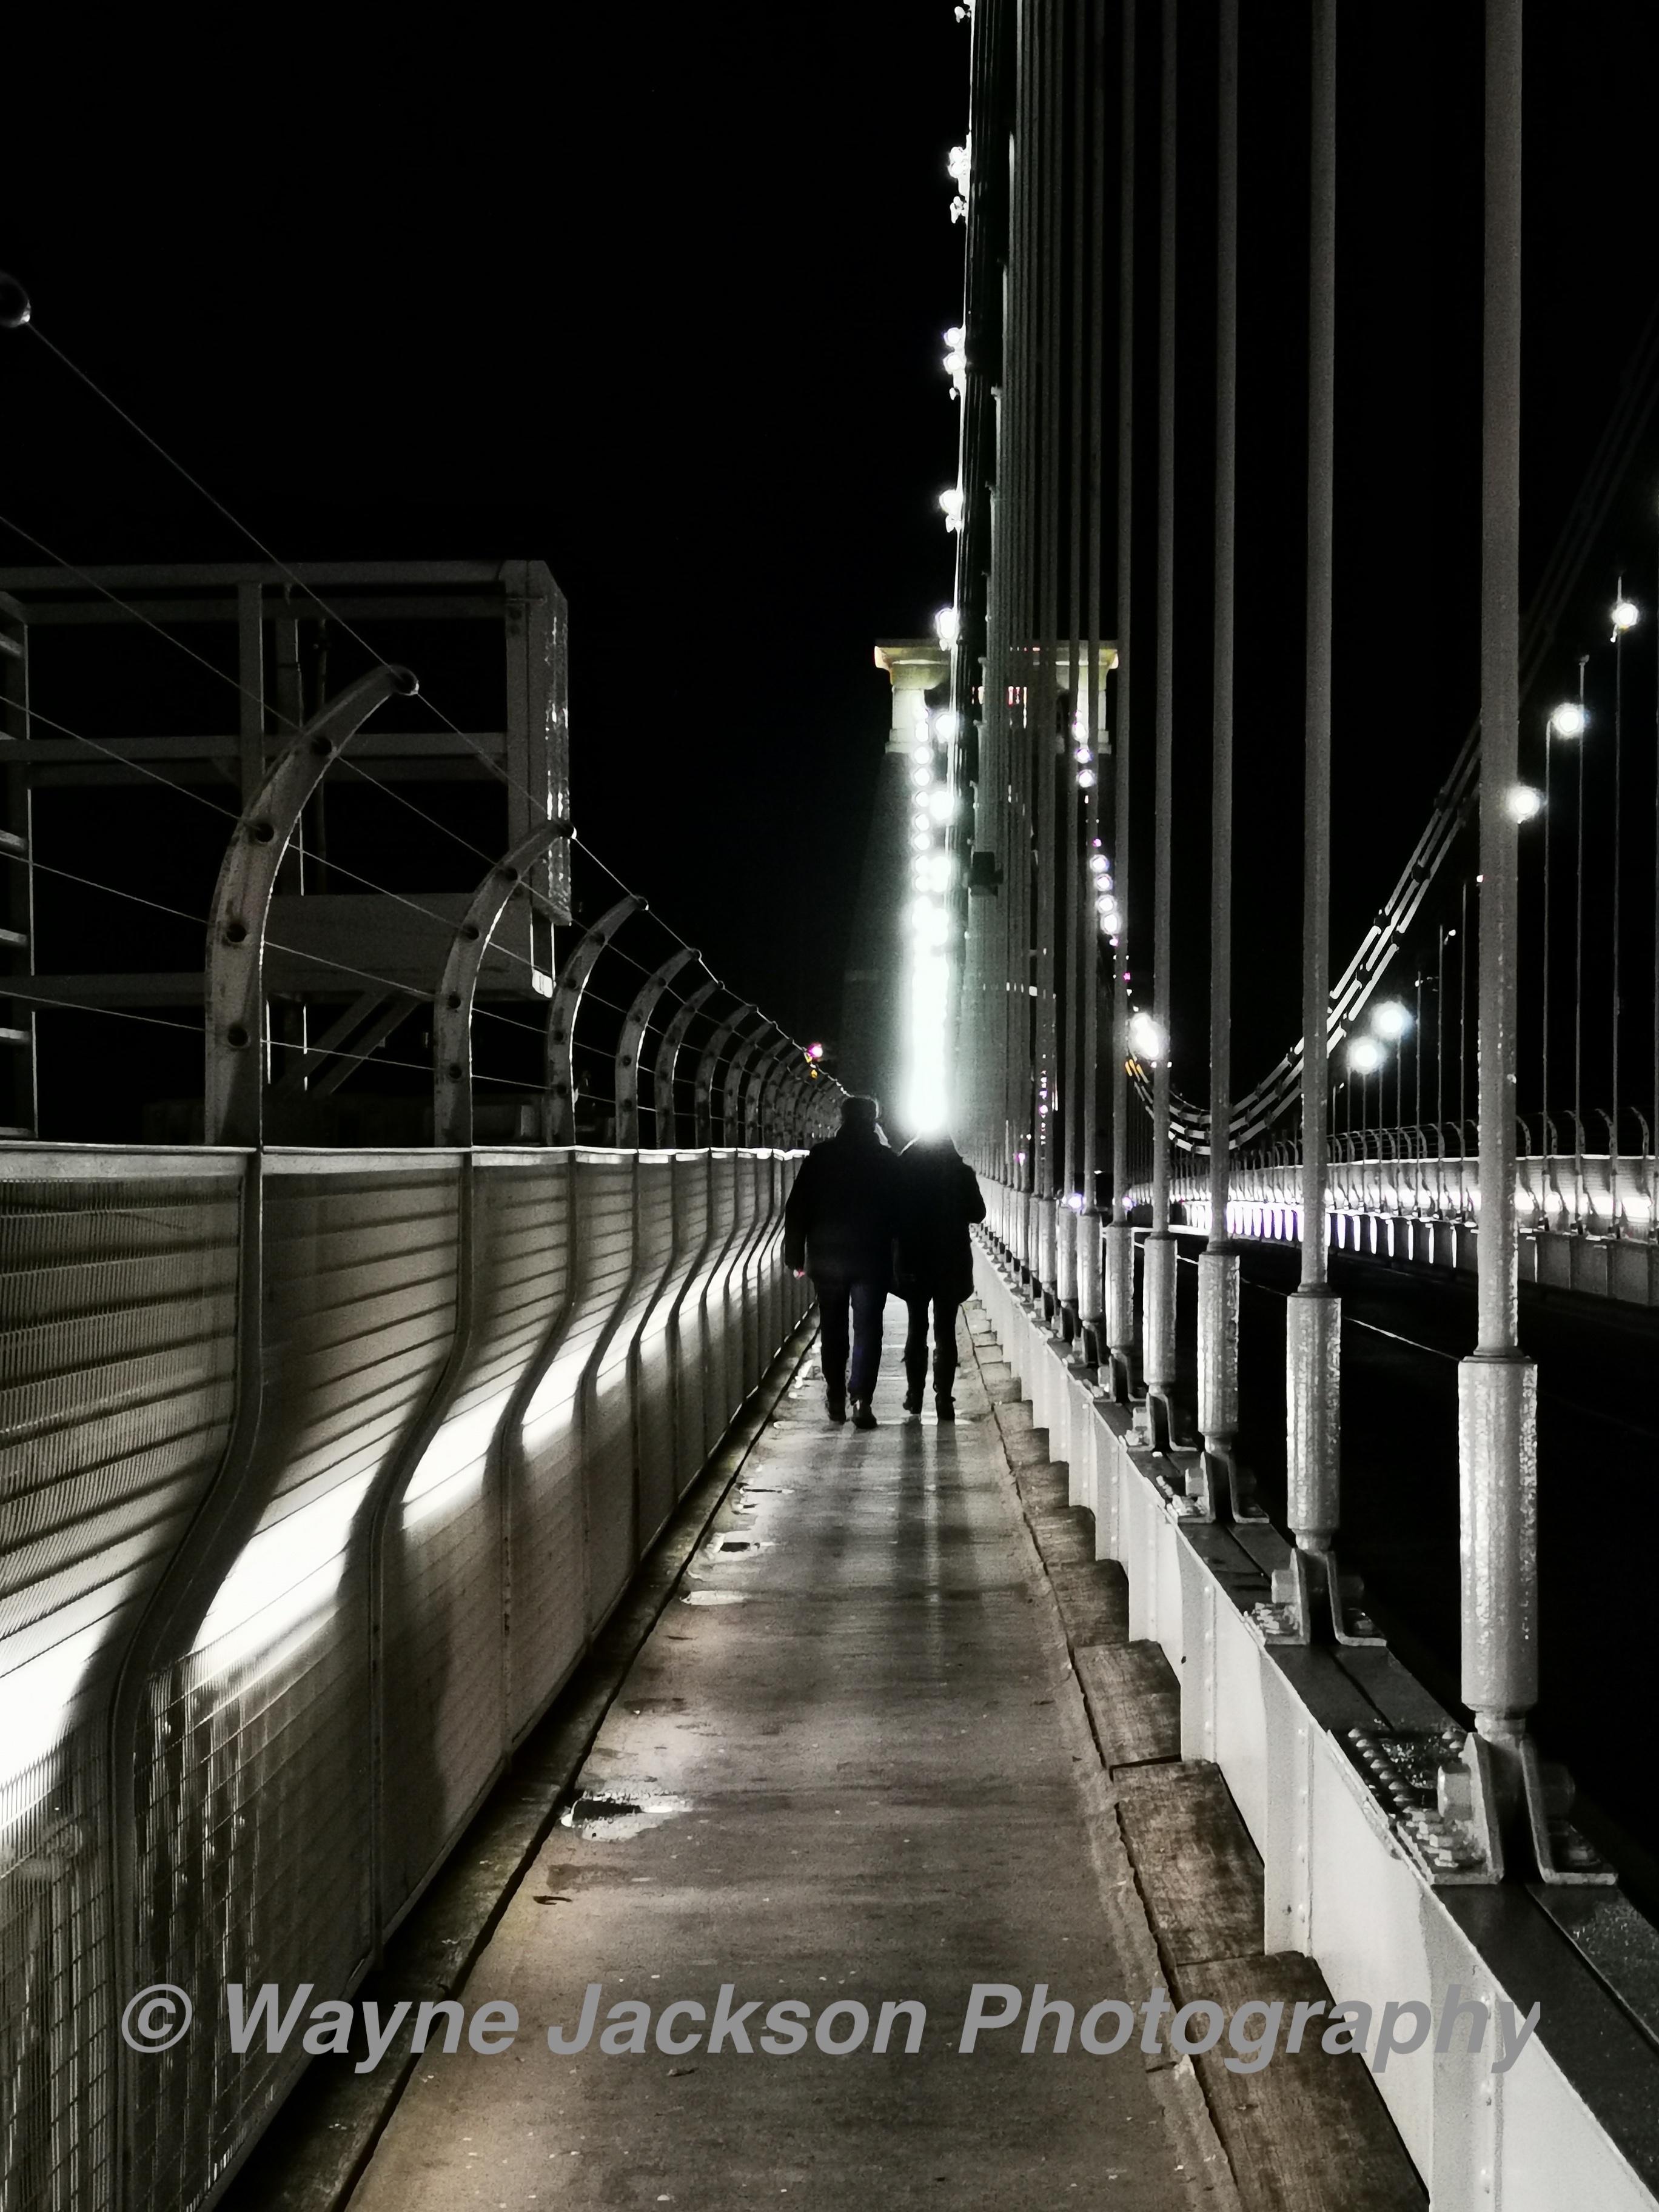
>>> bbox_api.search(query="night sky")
[6,6,1659,1108]
[1,8,965,1064]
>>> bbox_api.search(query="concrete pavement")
[345,1299,1215,2210]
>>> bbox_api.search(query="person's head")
[838,1094,880,1136]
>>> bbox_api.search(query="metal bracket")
[652,978,720,1147]
[748,1035,796,1146]
[1252,1544,1386,1648]
[614,945,699,1147]
[434,817,573,1145]
[205,663,416,1145]
[744,1033,793,1145]
[723,1017,777,1144]
[544,893,643,1144]
[1520,1734,1618,1885]
[692,1007,749,1147]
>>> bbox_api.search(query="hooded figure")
[782,1094,903,1428]
[894,1134,986,1421]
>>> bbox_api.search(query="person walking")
[894,1132,985,1422]
[782,1094,903,1429]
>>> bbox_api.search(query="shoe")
[934,1395,956,1423]
[825,1392,846,1425]
[850,1398,879,1430]
[902,1390,923,1419]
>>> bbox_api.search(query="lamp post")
[1543,686,1587,1201]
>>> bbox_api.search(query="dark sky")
[1,7,967,1054]
[7,6,1659,1111]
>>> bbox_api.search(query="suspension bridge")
[5,4,1659,2211]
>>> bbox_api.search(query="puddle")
[708,1537,759,1556]
[680,1589,748,1606]
[558,1790,690,1840]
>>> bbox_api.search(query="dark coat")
[894,1142,986,1304]
[782,1128,903,1285]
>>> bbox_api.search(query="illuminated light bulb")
[933,709,960,742]
[1128,1011,1167,1062]
[927,852,954,893]
[1076,767,1096,789]
[1088,853,1108,875]
[1613,597,1640,632]
[1347,1037,1384,1076]
[1074,744,1093,765]
[910,831,933,854]
[1370,999,1411,1041]
[928,786,957,823]
[1505,783,1545,823]
[806,1042,825,1061]
[1549,700,1587,739]
[911,766,934,790]
[939,487,964,529]
[935,606,960,648]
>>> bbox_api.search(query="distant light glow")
[806,1042,825,1061]
[1613,597,1640,633]
[1128,1011,1166,1063]
[1549,700,1587,739]
[1369,999,1411,1041]
[927,786,956,824]
[1348,1037,1384,1075]
[927,851,955,893]
[933,709,960,742]
[934,606,960,648]
[939,487,964,531]
[1076,767,1096,789]
[1506,783,1545,823]
[942,326,967,400]
[1088,852,1109,876]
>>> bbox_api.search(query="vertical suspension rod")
[1199,0,1241,1467]
[1461,0,1537,1754]
[1143,0,1179,1411]
[1287,0,1341,1565]
[1105,0,1139,1388]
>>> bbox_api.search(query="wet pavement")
[346,1300,1204,2210]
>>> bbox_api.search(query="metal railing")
[0,1139,811,2212]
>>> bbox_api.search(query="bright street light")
[1612,597,1640,632]
[1370,999,1411,1041]
[1549,700,1587,738]
[1347,1037,1384,1076]
[1505,783,1545,823]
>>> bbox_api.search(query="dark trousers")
[904,1293,961,1400]
[816,1278,886,1403]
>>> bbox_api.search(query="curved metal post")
[434,818,573,1147]
[694,1006,751,1146]
[748,1035,795,1146]
[544,894,644,1144]
[652,977,719,1147]
[723,1017,777,1145]
[614,945,699,1147]
[204,664,416,1145]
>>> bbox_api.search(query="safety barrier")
[973,1175,1659,2212]
[0,1142,808,2212]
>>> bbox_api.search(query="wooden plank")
[1171,1951,1426,2212]
[1023,1506,1095,1564]
[1044,1560,1129,1647]
[1115,1761,1263,1966]
[1076,1640,1181,1769]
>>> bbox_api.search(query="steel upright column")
[1461,0,1538,1806]
[1104,0,1139,1401]
[1198,0,1245,1512]
[1142,0,1179,1441]
[1076,0,1110,1370]
[1284,0,1349,1637]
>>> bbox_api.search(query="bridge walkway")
[339,1302,1418,2211]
